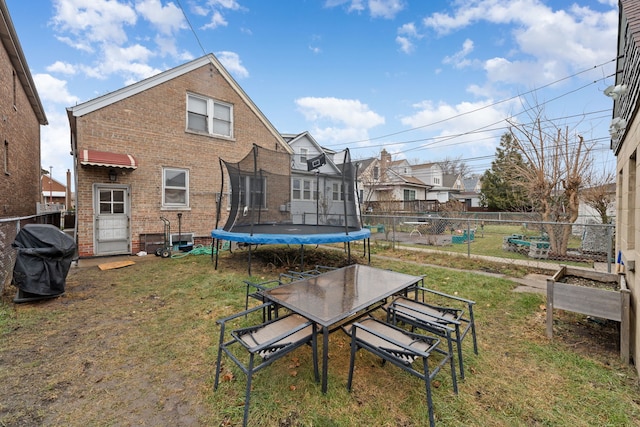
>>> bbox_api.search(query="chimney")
[380,149,392,180]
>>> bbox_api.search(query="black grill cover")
[12,224,76,296]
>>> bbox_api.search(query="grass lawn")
[0,246,637,426]
[386,223,599,269]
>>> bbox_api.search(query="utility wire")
[329,59,617,149]
[346,109,611,154]
[176,0,207,56]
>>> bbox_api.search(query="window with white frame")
[332,182,344,201]
[303,180,312,200]
[239,176,267,209]
[373,166,379,180]
[300,148,308,164]
[187,93,233,138]
[403,189,416,201]
[163,167,189,207]
[292,179,301,200]
[292,178,317,200]
[433,177,440,185]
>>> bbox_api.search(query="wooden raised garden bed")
[546,266,630,363]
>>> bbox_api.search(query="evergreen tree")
[480,133,531,211]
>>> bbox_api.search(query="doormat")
[98,260,136,270]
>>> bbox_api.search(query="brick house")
[0,0,48,218]
[67,54,292,258]
[41,174,67,207]
[611,0,640,373]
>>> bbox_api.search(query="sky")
[5,0,620,185]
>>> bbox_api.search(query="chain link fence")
[362,212,615,272]
[0,213,63,295]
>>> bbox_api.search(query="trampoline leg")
[248,244,252,276]
[214,238,219,270]
[299,245,304,270]
[347,241,351,263]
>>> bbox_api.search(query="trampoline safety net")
[216,144,362,234]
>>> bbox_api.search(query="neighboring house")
[357,149,477,213]
[412,162,450,203]
[458,175,483,209]
[441,173,464,204]
[610,0,640,374]
[0,0,47,218]
[443,173,464,192]
[412,162,443,187]
[356,156,381,208]
[284,131,350,225]
[358,149,432,212]
[41,174,67,207]
[67,53,292,258]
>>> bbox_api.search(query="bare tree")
[437,156,471,178]
[581,170,616,224]
[507,111,594,256]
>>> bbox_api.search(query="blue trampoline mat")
[211,224,370,245]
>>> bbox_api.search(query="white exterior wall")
[615,114,640,371]
[413,164,443,186]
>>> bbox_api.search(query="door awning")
[80,149,138,169]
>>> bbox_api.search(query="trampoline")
[211,144,370,274]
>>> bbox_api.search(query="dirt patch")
[0,259,208,426]
[558,274,619,291]
[0,248,358,426]
[550,309,621,360]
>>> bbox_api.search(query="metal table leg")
[322,325,329,393]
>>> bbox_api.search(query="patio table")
[263,264,423,393]
[404,221,431,237]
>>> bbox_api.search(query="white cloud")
[396,36,413,54]
[396,22,421,53]
[202,10,228,29]
[192,4,209,16]
[34,74,80,105]
[295,97,385,144]
[423,0,618,86]
[398,22,419,37]
[216,51,249,78]
[369,0,405,19]
[55,36,94,53]
[325,0,404,18]
[200,0,245,29]
[83,44,161,82]
[41,108,73,183]
[136,0,187,35]
[46,61,77,75]
[208,0,243,10]
[442,38,475,68]
[52,0,137,45]
[324,0,365,13]
[399,98,516,155]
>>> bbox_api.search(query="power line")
[331,58,617,147]
[176,0,207,56]
[346,109,612,154]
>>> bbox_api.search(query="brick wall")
[74,63,290,257]
[0,38,42,218]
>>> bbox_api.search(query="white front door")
[94,185,130,255]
